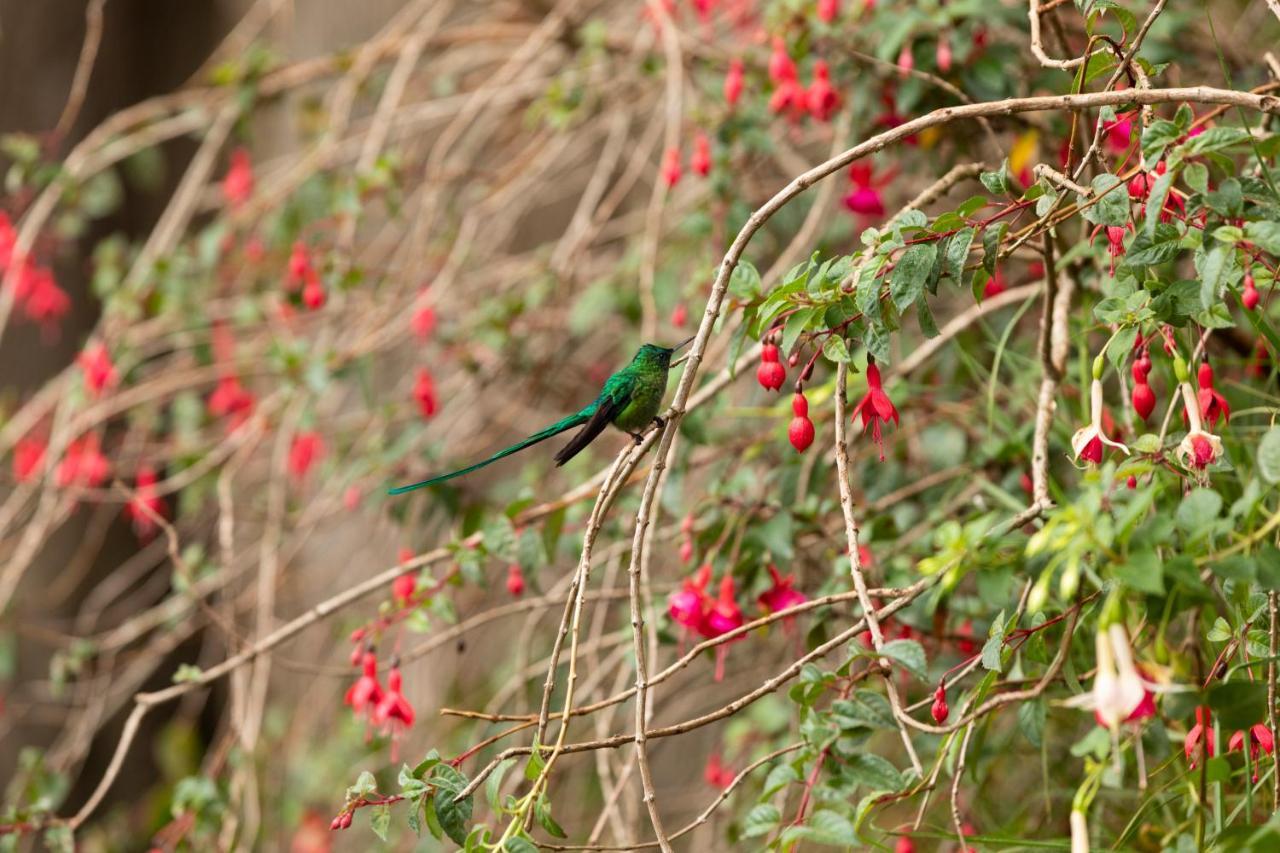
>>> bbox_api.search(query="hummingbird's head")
[636,336,694,369]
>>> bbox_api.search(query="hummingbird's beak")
[672,335,695,353]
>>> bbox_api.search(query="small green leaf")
[844,753,903,791]
[1208,681,1268,731]
[369,804,391,841]
[742,803,781,838]
[1176,488,1222,535]
[1083,173,1129,227]
[1199,245,1229,309]
[878,639,927,680]
[942,227,975,282]
[981,611,1005,672]
[890,244,937,311]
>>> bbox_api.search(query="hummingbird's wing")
[552,372,635,466]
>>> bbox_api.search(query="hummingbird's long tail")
[388,406,595,494]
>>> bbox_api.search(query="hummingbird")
[388,337,694,494]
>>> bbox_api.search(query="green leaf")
[504,837,539,853]
[729,259,762,298]
[1212,555,1256,583]
[822,335,851,364]
[534,794,567,838]
[784,809,859,847]
[1125,222,1181,267]
[1018,698,1046,748]
[1143,168,1175,239]
[432,765,473,846]
[1259,427,1280,485]
[347,770,378,800]
[1179,126,1251,157]
[1208,681,1269,731]
[1141,119,1182,162]
[763,762,802,797]
[1246,221,1280,256]
[369,804,391,841]
[1184,162,1209,194]
[844,753,903,791]
[982,222,1007,275]
[878,639,927,680]
[485,758,516,812]
[742,803,781,838]
[1114,549,1164,595]
[1176,488,1222,535]
[1257,546,1280,591]
[979,161,1012,195]
[890,244,937,311]
[981,610,1006,672]
[1083,173,1130,227]
[942,227,975,282]
[1199,245,1229,309]
[831,690,895,730]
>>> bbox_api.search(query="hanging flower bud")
[896,42,914,75]
[806,60,841,122]
[77,343,117,397]
[895,837,916,853]
[768,36,796,83]
[1243,271,1260,311]
[670,303,688,328]
[757,563,807,619]
[1127,160,1165,200]
[668,564,712,633]
[1175,359,1223,470]
[768,79,804,117]
[788,391,815,452]
[703,575,745,681]
[126,465,167,539]
[345,651,384,726]
[413,368,438,418]
[13,436,46,483]
[1072,362,1130,464]
[935,34,952,73]
[843,163,889,218]
[286,241,312,290]
[817,0,840,23]
[302,275,326,310]
[1184,706,1215,768]
[1131,361,1156,422]
[679,537,694,562]
[982,267,1007,299]
[506,563,526,597]
[411,303,437,339]
[723,58,745,107]
[1196,361,1230,427]
[756,343,787,391]
[691,133,712,177]
[661,146,682,188]
[930,683,949,724]
[288,431,325,482]
[221,147,255,209]
[56,434,110,488]
[208,374,255,430]
[1091,224,1130,277]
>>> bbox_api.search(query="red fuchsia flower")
[935,34,952,73]
[873,89,918,146]
[703,751,735,789]
[930,683,949,724]
[221,147,254,209]
[1127,161,1166,200]
[768,36,796,84]
[302,275,326,310]
[955,619,978,655]
[661,146,682,188]
[1196,361,1230,428]
[208,374,255,430]
[851,356,899,462]
[757,564,807,634]
[1091,223,1130,277]
[392,565,416,604]
[1102,112,1134,156]
[1131,360,1156,422]
[1243,271,1260,311]
[1065,625,1161,730]
[126,465,167,540]
[788,391,815,452]
[723,58,745,108]
[286,241,313,291]
[56,433,110,489]
[691,132,712,177]
[288,431,325,482]
[1019,471,1034,497]
[768,78,805,118]
[895,837,915,853]
[1185,706,1215,768]
[413,368,438,419]
[756,342,786,391]
[506,563,525,597]
[13,436,46,483]
[20,265,69,337]
[0,211,14,268]
[411,302,437,340]
[77,343,117,397]
[669,303,688,328]
[692,0,714,23]
[374,666,415,760]
[806,60,840,122]
[1072,375,1130,464]
[668,563,712,635]
[703,575,745,681]
[1229,724,1275,780]
[843,163,892,219]
[345,651,384,726]
[982,267,1007,299]
[896,42,914,75]
[817,0,839,23]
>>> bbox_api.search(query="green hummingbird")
[388,337,694,494]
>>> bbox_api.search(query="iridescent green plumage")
[388,339,690,494]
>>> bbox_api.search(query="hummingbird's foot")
[651,416,666,431]
[630,431,645,445]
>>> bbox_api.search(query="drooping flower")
[851,355,899,461]
[1184,706,1215,768]
[702,574,745,681]
[392,567,416,604]
[221,147,255,209]
[506,563,525,597]
[894,837,915,853]
[843,163,890,218]
[302,275,326,310]
[817,0,839,23]
[0,211,14,269]
[288,431,325,482]
[982,267,1007,299]
[1131,360,1156,422]
[723,58,745,108]
[935,34,952,73]
[768,78,805,117]
[56,433,110,489]
[1176,370,1223,471]
[1091,223,1130,277]
[788,392,815,452]
[345,651,384,726]
[126,465,166,540]
[1196,361,1230,428]
[77,343,117,397]
[703,751,735,789]
[1071,376,1130,464]
[413,368,438,419]
[1229,723,1275,780]
[1063,624,1159,730]
[668,564,712,633]
[896,42,914,75]
[661,146,682,188]
[670,303,688,328]
[13,436,46,483]
[21,265,69,336]
[930,683,949,724]
[208,374,255,430]
[767,36,796,84]
[691,133,712,177]
[806,60,840,122]
[757,564,807,633]
[1128,161,1165,200]
[286,241,313,291]
[411,302,437,339]
[1243,271,1260,311]
[373,666,415,760]
[1102,113,1134,156]
[756,343,786,391]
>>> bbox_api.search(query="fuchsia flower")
[668,564,712,633]
[413,368,438,418]
[756,342,786,391]
[1102,112,1134,156]
[0,211,14,268]
[723,59,745,108]
[1091,223,1130,277]
[703,751,735,789]
[411,302,437,339]
[851,356,899,461]
[1176,365,1223,471]
[288,432,325,482]
[1229,724,1275,780]
[817,0,839,23]
[221,147,255,209]
[806,61,840,122]
[1196,361,1230,428]
[982,267,1007,299]
[896,43,914,75]
[345,652,384,721]
[286,241,313,291]
[1128,161,1166,200]
[788,392,815,452]
[20,265,69,337]
[1131,361,1156,422]
[1064,625,1161,730]
[1185,706,1215,768]
[935,34,952,73]
[13,436,46,483]
[661,146,682,188]
[702,574,744,681]
[670,303,688,328]
[374,666,416,760]
[691,132,712,177]
[843,163,894,219]
[506,563,525,597]
[302,276,326,310]
[208,375,255,429]
[757,564,807,632]
[56,434,110,489]
[126,465,167,540]
[1071,376,1129,464]
[930,683,949,724]
[1243,271,1260,311]
[77,343,117,397]
[768,36,796,84]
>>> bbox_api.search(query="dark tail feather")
[553,400,618,466]
[389,408,593,495]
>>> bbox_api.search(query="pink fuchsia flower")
[1229,723,1275,780]
[843,163,891,218]
[221,147,255,209]
[1185,706,1215,768]
[935,34,952,73]
[411,302,437,339]
[1071,376,1130,464]
[788,392,815,452]
[1128,160,1166,200]
[1196,361,1230,428]
[286,241,313,291]
[702,574,745,681]
[757,564,807,629]
[768,36,796,83]
[670,303,688,328]
[13,436,46,483]
[930,683,949,724]
[851,355,899,461]
[506,563,525,597]
[817,0,839,23]
[982,267,1007,299]
[345,651,384,725]
[56,433,110,489]
[723,59,745,108]
[703,751,735,789]
[1243,271,1260,311]
[756,342,786,391]
[288,431,325,482]
[806,60,840,122]
[126,465,167,540]
[413,368,438,418]
[373,666,415,760]
[1176,373,1223,470]
[208,374,255,429]
[691,132,712,178]
[1102,112,1134,156]
[668,563,712,632]
[661,146,682,188]
[20,265,69,337]
[896,42,914,75]
[1091,223,1131,277]
[1063,625,1160,730]
[77,343,117,397]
